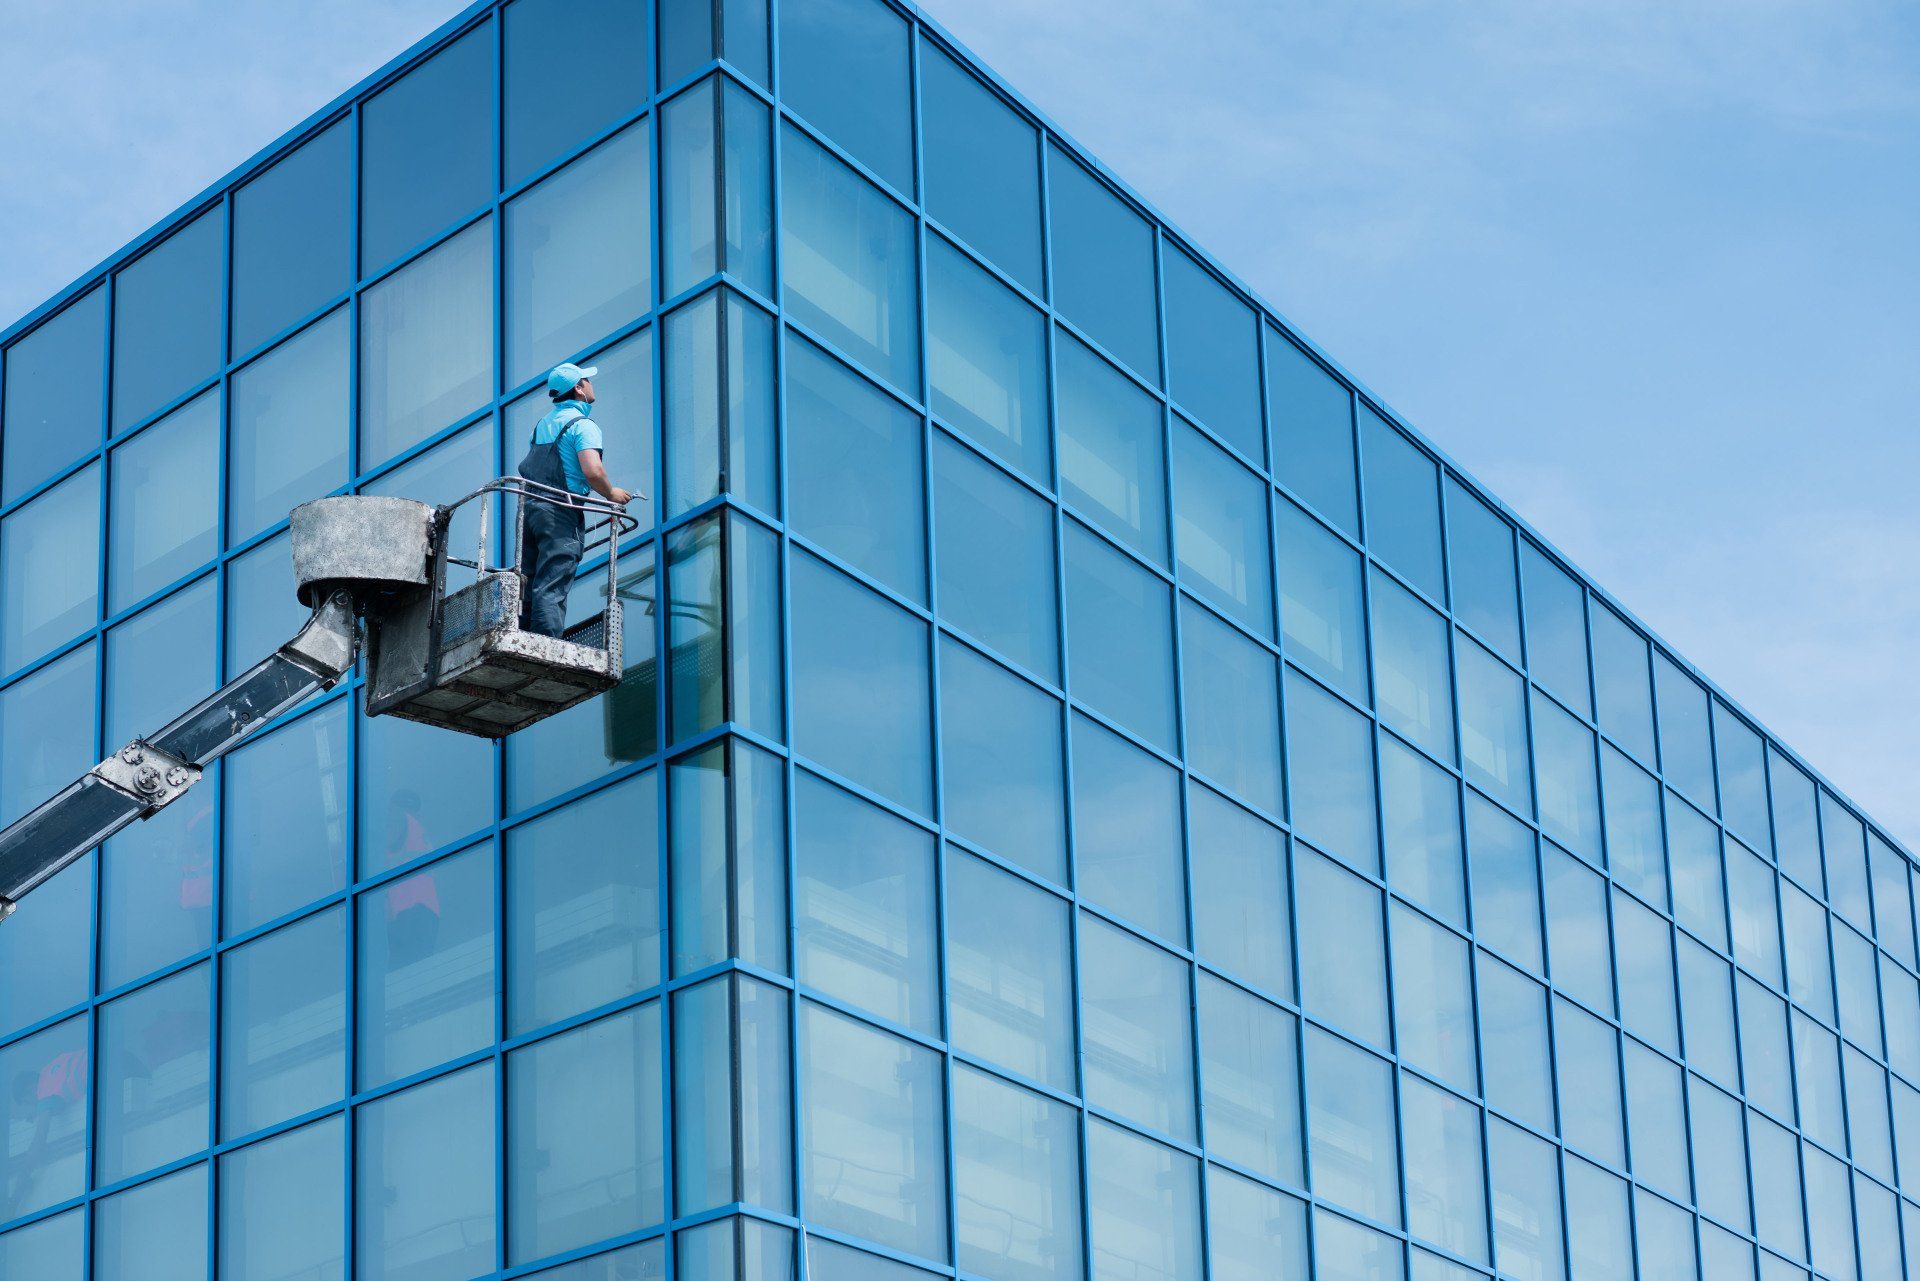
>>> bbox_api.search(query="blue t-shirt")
[530,402,605,496]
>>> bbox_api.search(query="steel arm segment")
[0,591,359,919]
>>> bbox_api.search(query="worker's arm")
[577,450,632,506]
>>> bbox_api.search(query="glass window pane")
[1519,543,1590,716]
[933,430,1058,681]
[359,218,494,467]
[1821,792,1870,928]
[780,125,918,392]
[788,334,925,600]
[920,42,1041,291]
[1198,974,1301,1184]
[357,1063,496,1281]
[506,122,652,387]
[222,700,348,934]
[0,635,95,825]
[97,962,210,1184]
[1266,327,1356,533]
[1802,1145,1855,1281]
[358,843,495,1088]
[1297,848,1389,1046]
[1634,1191,1694,1279]
[95,1165,207,1281]
[0,1016,89,1214]
[1792,1010,1845,1151]
[1832,923,1881,1056]
[1207,1167,1306,1281]
[1854,1173,1899,1281]
[3,287,104,503]
[1086,1120,1201,1281]
[1360,408,1443,601]
[1667,793,1726,950]
[794,770,939,1033]
[800,1002,947,1261]
[1188,782,1292,998]
[1689,1077,1750,1232]
[1056,332,1166,565]
[229,309,349,541]
[791,551,933,814]
[1394,905,1477,1093]
[1467,793,1542,971]
[1402,1076,1488,1264]
[1600,746,1664,905]
[1306,1027,1401,1227]
[1533,694,1600,863]
[661,73,776,298]
[1869,832,1915,964]
[1844,1043,1894,1180]
[1381,738,1466,925]
[109,390,218,611]
[1048,151,1159,383]
[221,907,345,1139]
[1373,570,1455,762]
[1286,673,1378,875]
[1652,653,1715,810]
[1746,1111,1804,1261]
[940,640,1066,883]
[218,1118,344,1281]
[1768,748,1822,892]
[357,698,491,880]
[112,207,223,434]
[664,288,777,519]
[232,121,352,356]
[106,577,215,757]
[0,463,100,672]
[927,236,1048,484]
[505,0,651,185]
[1181,601,1282,817]
[1164,249,1261,461]
[672,977,792,1217]
[506,771,661,1034]
[1590,604,1654,763]
[508,1004,665,1262]
[668,740,788,978]
[1063,521,1176,752]
[1554,999,1624,1166]
[1727,842,1783,987]
[953,1066,1082,1281]
[777,0,911,190]
[225,530,306,676]
[1563,1158,1630,1281]
[0,855,92,1035]
[1488,1119,1564,1281]
[1316,1210,1406,1281]
[1276,496,1366,702]
[1457,637,1531,815]
[1713,703,1770,855]
[1444,479,1518,659]
[1080,915,1196,1140]
[947,850,1074,1091]
[361,25,493,272]
[1628,1044,1689,1206]
[1613,892,1678,1056]
[1481,957,1553,1132]
[1781,883,1834,1023]
[1887,958,1920,1082]
[1173,423,1271,634]
[1543,845,1613,1015]
[1736,975,1793,1121]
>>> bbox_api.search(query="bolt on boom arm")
[0,590,359,919]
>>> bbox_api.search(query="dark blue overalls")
[517,406,593,638]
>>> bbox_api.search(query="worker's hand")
[609,487,633,506]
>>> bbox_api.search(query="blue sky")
[3,0,1916,844]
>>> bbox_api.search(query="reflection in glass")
[946,851,1074,1090]
[1267,327,1356,533]
[1600,745,1663,902]
[933,431,1057,680]
[221,908,345,1139]
[1359,407,1443,602]
[953,1066,1082,1281]
[1164,248,1261,461]
[359,219,493,467]
[0,463,99,673]
[356,1063,497,1281]
[1188,783,1291,998]
[1207,1167,1305,1281]
[1380,739,1465,925]
[1519,542,1590,716]
[1072,714,1185,942]
[1480,957,1553,1131]
[358,844,495,1088]
[1590,602,1654,762]
[1689,1077,1750,1232]
[97,962,209,1184]
[1466,792,1541,970]
[672,977,791,1215]
[1285,673,1378,874]
[1392,905,1476,1092]
[1063,523,1176,751]
[1080,916,1195,1141]
[229,309,350,541]
[95,1165,207,1281]
[1198,974,1300,1184]
[1085,1120,1201,1281]
[1181,603,1282,816]
[232,120,352,356]
[218,1116,345,1281]
[1172,423,1270,634]
[665,288,777,517]
[1679,935,1739,1085]
[1048,150,1159,383]
[941,640,1066,880]
[505,0,652,185]
[1488,1120,1563,1281]
[1736,974,1793,1120]
[1532,693,1600,862]
[357,698,492,877]
[361,24,493,272]
[112,208,223,434]
[1554,999,1623,1165]
[1457,636,1531,814]
[662,74,773,298]
[225,531,307,677]
[223,701,348,935]
[1769,747,1822,892]
[1057,335,1165,571]
[2,286,104,503]
[109,390,218,611]
[1305,1028,1400,1227]
[0,853,91,1036]
[1277,496,1365,701]
[927,236,1049,483]
[776,0,912,191]
[1562,1159,1629,1281]
[1543,844,1612,1013]
[921,42,1042,291]
[1372,569,1454,761]
[1612,893,1678,1055]
[1651,652,1714,808]
[1297,849,1388,1046]
[669,738,788,976]
[1401,1076,1486,1264]
[660,0,769,85]
[105,574,216,750]
[0,1016,88,1216]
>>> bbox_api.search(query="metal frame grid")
[0,1,1916,1279]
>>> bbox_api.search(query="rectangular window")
[1198,974,1301,1184]
[932,430,1058,682]
[221,908,345,1140]
[232,120,352,357]
[1305,1027,1401,1227]
[1444,478,1519,659]
[1652,652,1715,810]
[1726,841,1783,987]
[356,1063,497,1281]
[229,309,350,542]
[1554,998,1624,1166]
[1380,738,1465,926]
[1480,956,1553,1131]
[0,463,100,675]
[1172,421,1272,635]
[1276,496,1366,703]
[1599,745,1663,904]
[953,1066,1083,1281]
[1071,713,1187,937]
[1488,1119,1564,1281]
[1781,882,1835,1023]
[218,1118,345,1281]
[1735,974,1794,1120]
[1085,1121,1201,1281]
[508,1003,666,1263]
[359,218,494,467]
[1869,832,1916,965]
[940,639,1067,882]
[360,24,494,273]
[0,853,89,1041]
[1543,843,1613,1015]
[109,390,218,611]
[920,40,1042,292]
[223,701,348,935]
[1266,327,1357,534]
[927,236,1049,484]
[358,843,496,1088]
[1048,151,1159,383]
[668,737,788,977]
[1181,601,1283,818]
[1360,408,1443,601]
[1519,543,1590,717]
[2,286,104,502]
[665,287,777,517]
[1831,922,1881,1056]
[1712,702,1771,855]
[1188,782,1292,998]
[1589,602,1654,764]
[1665,791,1724,949]
[95,1166,206,1281]
[1372,569,1455,762]
[1207,1167,1307,1281]
[1562,1159,1629,1281]
[1746,1111,1804,1261]
[105,577,215,754]
[946,850,1074,1091]
[1768,747,1822,892]
[1466,793,1541,970]
[1063,521,1177,752]
[1531,693,1601,863]
[1401,1076,1488,1265]
[1612,892,1678,1056]
[506,0,651,186]
[1296,847,1389,1047]
[1163,247,1262,462]
[0,1016,88,1215]
[672,976,792,1214]
[1803,1145,1855,1281]
[1688,1077,1751,1232]
[1792,1009,1845,1151]
[112,207,224,434]
[1080,914,1196,1141]
[794,769,939,1033]
[1623,1041,1689,1198]
[1392,904,1477,1093]
[1456,637,1531,815]
[1056,332,1166,565]
[1820,791,1871,928]
[800,1002,947,1262]
[103,783,211,989]
[97,963,210,1185]
[777,0,911,191]
[1285,672,1378,875]
[1842,1044,1894,1180]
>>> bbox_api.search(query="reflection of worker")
[383,791,441,968]
[177,801,214,939]
[8,1049,85,1212]
[518,363,634,638]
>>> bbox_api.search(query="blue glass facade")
[0,2,1915,1279]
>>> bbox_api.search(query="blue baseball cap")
[546,362,599,394]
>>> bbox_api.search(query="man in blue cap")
[517,362,635,637]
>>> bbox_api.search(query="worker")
[518,362,634,638]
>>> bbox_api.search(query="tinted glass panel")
[1207,1167,1307,1281]
[1,464,100,673]
[221,908,345,1139]
[1189,782,1292,997]
[1266,328,1356,532]
[356,1063,497,1281]
[1689,1077,1750,1232]
[232,121,352,355]
[1652,653,1715,809]
[1600,745,1663,903]
[218,1118,345,1281]
[953,1066,1082,1281]
[1380,737,1466,925]
[359,218,494,466]
[1063,521,1176,751]
[1401,1076,1487,1264]
[1666,793,1725,949]
[1297,848,1389,1046]
[1590,603,1654,763]
[1056,332,1166,565]
[0,1017,88,1215]
[2,287,104,502]
[1277,498,1367,704]
[1359,408,1443,601]
[0,642,95,828]
[1613,892,1678,1055]
[1727,841,1783,986]
[95,1166,206,1281]
[1736,974,1793,1120]
[1393,905,1476,1092]
[1488,1119,1563,1281]
[1713,702,1770,854]
[1532,693,1600,862]
[1163,248,1261,461]
[109,390,218,611]
[225,531,305,675]
[941,640,1067,881]
[1543,844,1612,1014]
[1555,999,1624,1165]
[1467,793,1541,970]
[230,310,350,542]
[358,843,495,1088]
[1198,974,1301,1183]
[920,42,1042,291]
[1305,1028,1401,1226]
[778,0,911,191]
[1820,792,1870,927]
[1480,957,1553,1130]
[1372,569,1454,761]
[927,236,1049,483]
[97,962,210,1183]
[1085,1121,1201,1281]
[781,126,919,391]
[1073,714,1186,942]
[1286,673,1378,875]
[946,851,1074,1090]
[0,855,91,1035]
[1769,747,1821,891]
[506,122,652,387]
[504,0,651,185]
[662,74,775,298]
[1048,151,1159,381]
[1457,636,1531,814]
[933,430,1057,680]
[1519,543,1590,716]
[1173,423,1271,635]
[361,24,494,271]
[1080,915,1196,1140]
[1180,601,1282,817]
[1443,478,1519,658]
[223,701,348,934]
[1624,1041,1689,1196]
[112,208,223,434]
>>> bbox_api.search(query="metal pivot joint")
[91,740,203,813]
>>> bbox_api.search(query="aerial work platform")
[0,479,638,917]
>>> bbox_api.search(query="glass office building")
[0,0,1916,1278]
